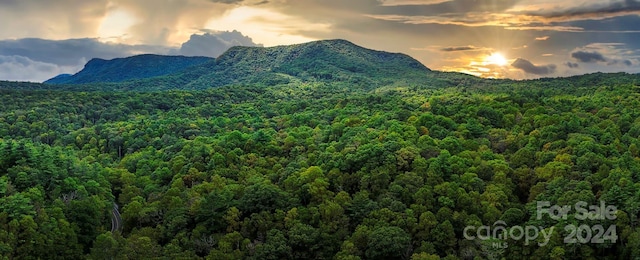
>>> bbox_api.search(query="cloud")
[367,14,585,32]
[439,45,481,52]
[607,59,635,66]
[567,15,640,33]
[0,0,110,40]
[0,0,255,46]
[0,31,261,81]
[566,62,579,68]
[0,38,174,82]
[179,30,262,57]
[112,0,232,45]
[568,43,640,71]
[366,13,510,27]
[571,51,607,63]
[204,6,331,46]
[0,38,175,66]
[0,0,639,81]
[503,26,583,32]
[113,0,277,45]
[207,0,268,4]
[208,0,244,3]
[369,0,640,32]
[410,45,491,53]
[384,0,519,13]
[378,0,453,6]
[0,55,80,82]
[521,0,640,22]
[511,58,556,75]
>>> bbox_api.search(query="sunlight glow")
[485,53,509,66]
[205,7,330,46]
[97,8,138,42]
[437,52,515,79]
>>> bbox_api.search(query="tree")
[430,220,456,255]
[288,223,319,258]
[122,235,161,259]
[252,229,292,260]
[89,232,121,260]
[365,226,411,260]
[196,187,238,233]
[240,181,294,215]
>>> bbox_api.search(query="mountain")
[42,40,434,90]
[45,73,72,83]
[44,54,213,84]
[173,39,431,89]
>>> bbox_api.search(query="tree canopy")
[1,71,640,259]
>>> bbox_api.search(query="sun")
[485,52,509,66]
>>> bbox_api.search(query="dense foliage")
[1,71,640,259]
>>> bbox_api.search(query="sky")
[1,0,639,82]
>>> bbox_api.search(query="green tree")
[365,226,411,260]
[253,229,292,260]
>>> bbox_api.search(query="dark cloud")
[0,38,175,66]
[527,0,640,21]
[511,58,556,75]
[179,30,262,57]
[567,15,640,33]
[566,62,579,68]
[607,59,635,66]
[440,46,479,52]
[0,38,175,82]
[571,51,606,63]
[0,31,261,82]
[369,0,640,33]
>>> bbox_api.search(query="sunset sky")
[1,0,639,82]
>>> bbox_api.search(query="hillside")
[2,38,640,259]
[185,39,431,88]
[44,54,213,84]
[40,40,433,90]
[1,72,640,259]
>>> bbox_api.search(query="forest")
[1,60,640,259]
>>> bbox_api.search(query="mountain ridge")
[44,54,213,84]
[179,39,431,89]
[42,39,433,90]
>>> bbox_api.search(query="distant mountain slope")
[44,54,213,84]
[45,73,72,83]
[39,39,433,90]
